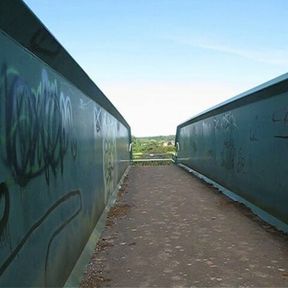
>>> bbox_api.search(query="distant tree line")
[132,135,175,154]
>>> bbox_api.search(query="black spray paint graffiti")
[30,28,61,57]
[44,189,82,286]
[0,183,9,242]
[94,106,102,135]
[0,190,82,278]
[0,66,82,285]
[102,113,117,204]
[273,107,288,139]
[1,65,77,186]
[220,112,237,170]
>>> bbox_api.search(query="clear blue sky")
[24,0,288,136]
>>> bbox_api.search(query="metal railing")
[132,153,175,165]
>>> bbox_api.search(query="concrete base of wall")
[64,165,131,288]
[177,163,288,234]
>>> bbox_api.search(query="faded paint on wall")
[176,78,288,228]
[0,30,130,287]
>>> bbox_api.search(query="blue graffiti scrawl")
[1,65,77,186]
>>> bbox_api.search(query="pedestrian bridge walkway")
[81,165,288,287]
[2,2,288,286]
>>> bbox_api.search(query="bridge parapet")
[0,0,131,286]
[176,71,288,232]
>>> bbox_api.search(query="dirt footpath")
[81,165,288,287]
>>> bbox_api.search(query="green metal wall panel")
[0,1,131,287]
[176,73,288,232]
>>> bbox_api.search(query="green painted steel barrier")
[176,72,288,232]
[0,0,131,286]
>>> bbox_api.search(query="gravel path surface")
[81,165,288,287]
